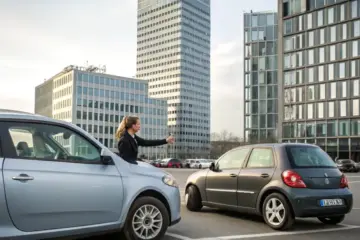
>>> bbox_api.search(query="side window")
[7,123,101,163]
[216,148,250,170]
[246,148,274,168]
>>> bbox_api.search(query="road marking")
[166,232,193,240]
[193,224,360,240]
[346,176,360,178]
[353,207,360,210]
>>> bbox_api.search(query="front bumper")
[166,186,181,226]
[288,188,353,218]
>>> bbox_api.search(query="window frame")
[243,147,275,169]
[0,120,105,165]
[215,147,251,170]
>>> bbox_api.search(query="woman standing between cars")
[116,116,175,163]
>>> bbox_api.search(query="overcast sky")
[0,0,276,138]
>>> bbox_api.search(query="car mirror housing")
[100,148,113,165]
[209,162,215,171]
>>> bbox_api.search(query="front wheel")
[185,185,203,212]
[198,164,202,169]
[318,215,345,225]
[121,196,169,240]
[262,193,295,230]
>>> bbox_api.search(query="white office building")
[136,0,211,158]
[35,65,168,159]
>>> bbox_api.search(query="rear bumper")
[288,188,353,218]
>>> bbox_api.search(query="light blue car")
[0,109,181,240]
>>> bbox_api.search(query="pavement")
[81,169,360,240]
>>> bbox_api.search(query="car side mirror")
[209,162,216,171]
[100,149,113,165]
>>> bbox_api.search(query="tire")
[199,164,202,169]
[262,193,295,230]
[185,185,203,212]
[318,215,345,225]
[121,196,169,240]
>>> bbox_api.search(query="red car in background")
[160,158,183,168]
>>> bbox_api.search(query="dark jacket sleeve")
[135,135,167,147]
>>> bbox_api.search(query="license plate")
[320,199,344,207]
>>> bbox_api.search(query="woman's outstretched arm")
[135,135,167,147]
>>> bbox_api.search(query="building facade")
[35,65,168,159]
[244,11,279,143]
[278,0,360,161]
[136,0,211,158]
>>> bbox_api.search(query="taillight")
[282,170,307,188]
[340,175,349,188]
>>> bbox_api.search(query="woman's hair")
[115,116,139,140]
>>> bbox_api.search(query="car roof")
[233,143,317,150]
[0,109,66,126]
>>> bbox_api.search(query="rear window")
[285,145,336,168]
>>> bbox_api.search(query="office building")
[35,65,168,159]
[136,0,211,158]
[244,11,279,143]
[278,0,360,160]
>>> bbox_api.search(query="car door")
[0,121,124,232]
[237,147,276,209]
[206,148,251,206]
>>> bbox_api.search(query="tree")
[210,130,244,159]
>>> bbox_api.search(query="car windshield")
[285,145,337,168]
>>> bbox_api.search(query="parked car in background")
[0,109,181,239]
[149,159,161,167]
[336,159,360,172]
[185,159,195,168]
[160,158,183,168]
[190,159,212,169]
[185,143,352,230]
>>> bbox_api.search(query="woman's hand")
[166,135,175,144]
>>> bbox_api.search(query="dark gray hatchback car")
[184,143,353,230]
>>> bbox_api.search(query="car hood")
[129,160,168,178]
[186,169,208,183]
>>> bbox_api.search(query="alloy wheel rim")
[132,204,163,239]
[265,198,285,226]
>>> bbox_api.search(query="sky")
[0,0,276,138]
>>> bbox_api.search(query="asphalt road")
[78,169,360,240]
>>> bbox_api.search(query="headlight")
[162,174,178,187]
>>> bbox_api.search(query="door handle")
[12,174,34,181]
[260,173,269,178]
[229,174,237,178]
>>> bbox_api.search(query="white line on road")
[193,224,360,240]
[349,181,360,183]
[346,176,360,178]
[166,232,194,240]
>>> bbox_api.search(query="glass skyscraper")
[136,0,211,158]
[278,0,360,161]
[244,11,279,143]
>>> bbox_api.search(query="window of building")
[319,47,325,63]
[341,43,347,59]
[330,45,336,61]
[328,101,335,117]
[319,28,325,44]
[339,62,346,78]
[351,61,357,77]
[354,20,360,37]
[318,102,324,119]
[317,10,324,27]
[308,67,314,83]
[351,120,360,136]
[307,85,315,100]
[307,103,313,119]
[353,40,359,57]
[308,49,314,65]
[328,64,334,80]
[318,65,324,82]
[342,23,347,40]
[341,81,347,98]
[330,82,337,99]
[352,0,359,18]
[353,79,360,96]
[308,31,314,47]
[319,84,326,99]
[340,4,345,21]
[353,99,360,116]
[328,7,335,24]
[307,13,313,29]
[340,100,347,117]
[330,26,336,42]
[339,120,350,136]
[327,120,337,136]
